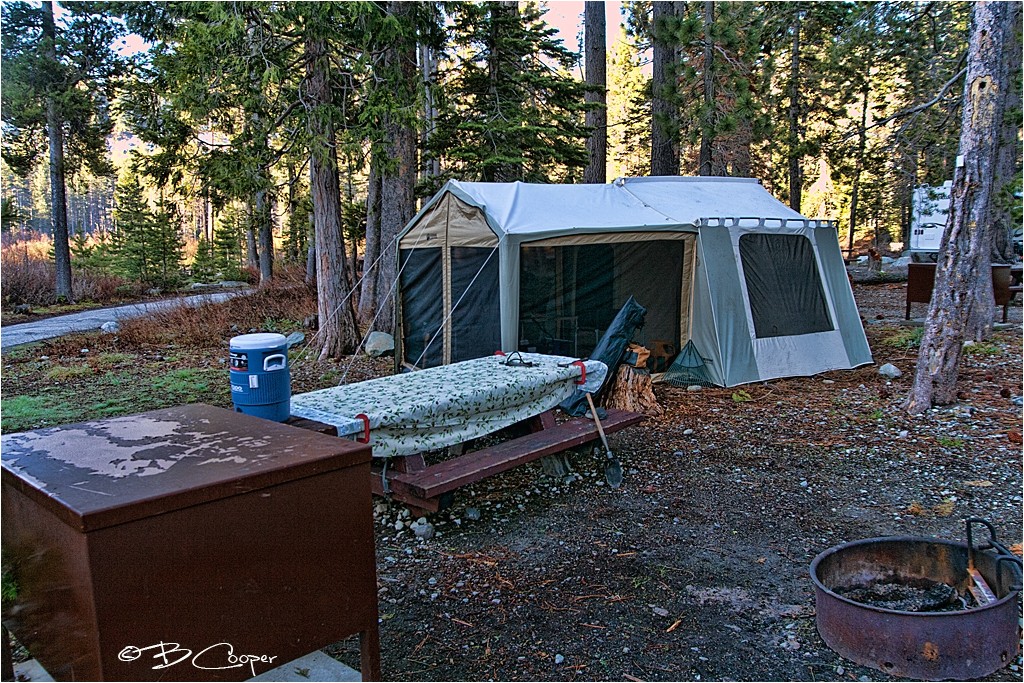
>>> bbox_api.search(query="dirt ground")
[324,282,1023,682]
[3,282,1021,682]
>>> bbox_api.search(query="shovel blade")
[605,456,623,489]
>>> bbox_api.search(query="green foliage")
[112,176,184,288]
[731,389,753,402]
[607,25,651,178]
[1,1,125,178]
[936,436,965,449]
[70,233,116,272]
[45,364,93,381]
[2,551,18,603]
[190,235,217,282]
[428,1,591,185]
[1,366,230,432]
[0,196,25,233]
[212,204,247,281]
[880,326,925,350]
[283,193,312,265]
[962,342,1000,357]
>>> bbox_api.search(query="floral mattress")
[290,353,607,458]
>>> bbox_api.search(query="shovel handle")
[584,392,611,454]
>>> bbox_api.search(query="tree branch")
[841,66,966,140]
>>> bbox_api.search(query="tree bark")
[359,163,382,324]
[698,0,715,176]
[583,1,607,184]
[487,1,523,183]
[787,7,803,210]
[245,224,258,270]
[255,188,273,284]
[305,32,360,359]
[305,211,316,285]
[375,0,419,335]
[906,1,1010,414]
[846,84,869,258]
[43,1,73,301]
[651,1,679,176]
[419,42,441,183]
[985,0,1021,265]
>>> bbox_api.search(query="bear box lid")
[1,404,370,532]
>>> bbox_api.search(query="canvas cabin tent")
[395,176,872,387]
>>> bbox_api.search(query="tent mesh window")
[663,340,717,388]
[519,241,682,358]
[400,248,444,368]
[738,233,833,338]
[451,247,501,362]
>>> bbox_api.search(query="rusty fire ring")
[810,535,1022,681]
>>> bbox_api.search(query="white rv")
[910,181,952,262]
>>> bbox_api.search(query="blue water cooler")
[229,333,291,422]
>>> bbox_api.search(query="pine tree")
[150,200,185,288]
[213,204,247,282]
[431,1,590,183]
[191,235,217,282]
[607,26,651,179]
[112,177,154,284]
[2,1,126,300]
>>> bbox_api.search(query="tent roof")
[417,176,811,239]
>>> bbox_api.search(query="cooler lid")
[230,333,287,350]
[1,404,370,532]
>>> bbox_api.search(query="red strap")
[494,350,506,356]
[572,360,587,385]
[355,413,371,443]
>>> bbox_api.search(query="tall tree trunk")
[906,1,1010,413]
[698,0,715,176]
[985,0,1022,265]
[583,1,607,184]
[419,42,441,183]
[359,164,382,324]
[305,211,316,285]
[375,0,419,335]
[245,223,258,270]
[846,84,869,258]
[43,1,72,301]
[651,1,679,176]
[487,1,523,182]
[305,33,359,359]
[787,7,803,210]
[966,0,1021,339]
[255,188,273,284]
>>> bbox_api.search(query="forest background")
[1,1,1021,357]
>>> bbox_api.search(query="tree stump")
[604,365,663,415]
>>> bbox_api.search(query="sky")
[542,1,625,51]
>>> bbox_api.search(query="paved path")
[1,290,249,351]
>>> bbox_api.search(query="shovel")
[585,392,623,489]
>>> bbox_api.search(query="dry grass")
[1,234,147,307]
[115,266,317,349]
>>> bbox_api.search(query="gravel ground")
[3,281,1020,681]
[325,282,1022,682]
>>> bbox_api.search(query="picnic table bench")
[288,353,644,513]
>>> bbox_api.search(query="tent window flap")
[739,234,833,338]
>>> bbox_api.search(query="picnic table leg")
[359,625,382,682]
